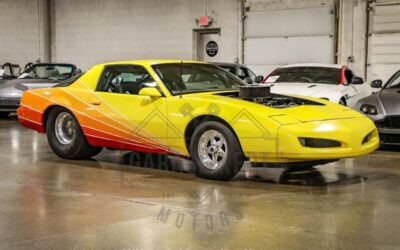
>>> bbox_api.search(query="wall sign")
[206,41,218,57]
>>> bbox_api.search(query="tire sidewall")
[46,107,86,159]
[190,121,244,180]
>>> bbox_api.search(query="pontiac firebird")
[17,60,379,180]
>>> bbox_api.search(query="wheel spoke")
[198,130,229,170]
[217,148,225,158]
[55,112,76,145]
[211,153,218,164]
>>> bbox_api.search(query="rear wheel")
[46,107,102,159]
[0,112,9,118]
[190,121,244,181]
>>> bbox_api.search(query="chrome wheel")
[55,112,76,145]
[198,130,228,170]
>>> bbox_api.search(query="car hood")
[270,82,339,97]
[356,88,400,121]
[0,78,59,95]
[378,89,400,114]
[185,91,364,123]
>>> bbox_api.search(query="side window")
[97,65,154,95]
[344,69,354,84]
[248,69,256,79]
[238,67,249,80]
[387,71,400,89]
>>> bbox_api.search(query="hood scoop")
[239,85,271,99]
[308,84,317,88]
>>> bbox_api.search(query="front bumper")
[377,128,400,145]
[250,117,379,163]
[375,116,400,145]
[0,98,20,112]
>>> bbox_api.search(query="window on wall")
[97,65,155,95]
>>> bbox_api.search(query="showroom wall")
[2,0,397,81]
[0,0,50,68]
[244,0,336,75]
[51,0,241,70]
[337,0,367,80]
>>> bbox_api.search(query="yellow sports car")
[17,60,379,180]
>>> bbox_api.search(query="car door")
[87,64,169,153]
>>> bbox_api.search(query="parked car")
[17,60,378,180]
[211,62,263,84]
[356,69,400,145]
[0,62,20,80]
[0,63,81,118]
[262,63,370,107]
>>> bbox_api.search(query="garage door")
[367,1,400,82]
[244,6,335,75]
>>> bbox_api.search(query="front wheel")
[46,107,102,159]
[190,121,244,181]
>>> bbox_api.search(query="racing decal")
[17,89,182,156]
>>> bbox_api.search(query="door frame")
[193,28,221,61]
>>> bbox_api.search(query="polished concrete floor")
[0,116,400,249]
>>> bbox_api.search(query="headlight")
[320,97,330,101]
[360,104,378,115]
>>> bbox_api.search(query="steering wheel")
[108,78,123,93]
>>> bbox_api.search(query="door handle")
[90,100,101,105]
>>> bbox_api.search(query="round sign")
[206,41,218,57]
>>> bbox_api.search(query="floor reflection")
[115,151,365,187]
[246,164,365,186]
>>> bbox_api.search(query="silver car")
[356,70,400,145]
[210,62,264,84]
[0,63,81,118]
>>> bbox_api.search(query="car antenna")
[179,60,183,98]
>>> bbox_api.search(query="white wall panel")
[244,5,334,76]
[286,36,334,63]
[367,2,400,82]
[244,38,287,65]
[0,0,40,66]
[245,7,334,38]
[52,0,240,70]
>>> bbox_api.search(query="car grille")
[0,98,20,107]
[380,133,400,145]
[375,116,400,129]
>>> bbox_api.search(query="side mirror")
[351,76,364,84]
[254,75,264,83]
[371,79,383,88]
[244,77,253,84]
[138,87,162,97]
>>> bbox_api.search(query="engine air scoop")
[239,85,271,99]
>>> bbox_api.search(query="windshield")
[216,65,237,75]
[266,67,340,85]
[18,64,74,81]
[0,64,20,78]
[385,71,400,89]
[152,63,245,95]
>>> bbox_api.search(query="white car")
[262,63,371,107]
